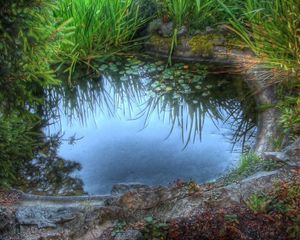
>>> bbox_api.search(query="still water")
[38,57,257,195]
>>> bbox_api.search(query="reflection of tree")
[18,133,85,196]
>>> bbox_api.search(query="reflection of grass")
[46,58,257,150]
[139,92,224,149]
[46,61,147,125]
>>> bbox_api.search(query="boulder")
[0,208,14,234]
[111,183,149,196]
[16,206,77,228]
[264,137,300,167]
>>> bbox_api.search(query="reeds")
[54,0,145,73]
[219,0,300,74]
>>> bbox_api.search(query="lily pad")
[120,76,129,81]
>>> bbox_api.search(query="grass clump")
[221,152,280,185]
[54,0,145,74]
[236,151,262,175]
[219,0,300,74]
[246,194,271,214]
[142,216,168,240]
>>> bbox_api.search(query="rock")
[205,26,215,34]
[0,208,14,234]
[118,186,187,210]
[177,25,188,36]
[264,152,287,162]
[285,137,300,161]
[158,22,174,37]
[161,170,279,220]
[147,19,163,34]
[114,230,144,240]
[264,137,300,167]
[16,206,77,228]
[111,183,149,196]
[217,24,230,34]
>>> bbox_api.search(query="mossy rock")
[188,34,224,55]
[149,35,173,49]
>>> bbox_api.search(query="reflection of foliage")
[46,57,147,124]
[19,133,85,196]
[47,56,257,150]
[0,109,85,194]
[0,113,40,188]
[140,63,257,148]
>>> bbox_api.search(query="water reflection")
[19,134,85,195]
[47,59,256,148]
[38,56,257,195]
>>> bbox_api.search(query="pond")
[23,56,257,195]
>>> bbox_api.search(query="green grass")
[220,151,281,185]
[217,0,300,138]
[236,151,262,175]
[246,194,271,214]
[54,0,145,77]
[218,0,300,74]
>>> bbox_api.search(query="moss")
[149,34,173,48]
[188,34,222,55]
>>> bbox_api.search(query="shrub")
[0,1,61,112]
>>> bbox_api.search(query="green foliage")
[156,0,238,31]
[246,171,300,238]
[54,0,145,75]
[142,216,168,240]
[246,194,271,214]
[220,152,280,185]
[112,221,127,236]
[236,151,262,175]
[0,1,61,112]
[278,93,300,134]
[288,215,300,240]
[219,0,300,74]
